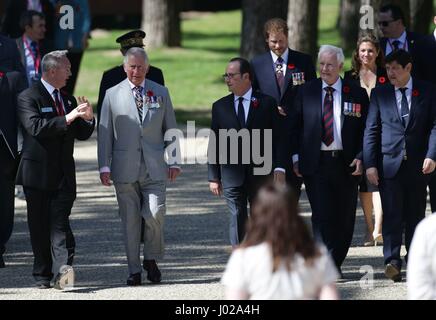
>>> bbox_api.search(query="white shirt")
[433,28,436,41]
[321,78,343,151]
[386,30,408,56]
[233,87,252,123]
[128,79,146,122]
[394,76,412,117]
[41,78,65,114]
[23,36,40,87]
[407,214,436,299]
[270,48,289,77]
[221,242,338,300]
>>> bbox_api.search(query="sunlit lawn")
[76,0,347,126]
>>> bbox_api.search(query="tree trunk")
[142,0,181,48]
[288,0,319,59]
[338,0,361,51]
[410,0,433,34]
[240,0,288,60]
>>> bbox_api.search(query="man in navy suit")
[364,49,436,282]
[292,45,369,274]
[251,18,316,198]
[208,57,287,246]
[413,15,436,213]
[378,4,422,57]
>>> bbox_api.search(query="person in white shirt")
[407,213,436,299]
[221,183,339,300]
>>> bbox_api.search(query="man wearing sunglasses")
[378,4,423,57]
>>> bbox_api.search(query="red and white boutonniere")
[378,76,386,84]
[343,85,350,94]
[287,64,295,70]
[146,90,154,97]
[412,89,419,97]
[251,97,259,108]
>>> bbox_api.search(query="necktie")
[399,87,409,127]
[322,86,335,146]
[392,40,401,51]
[53,89,64,116]
[237,96,245,128]
[133,86,143,121]
[275,56,285,93]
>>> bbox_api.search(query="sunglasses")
[378,20,397,27]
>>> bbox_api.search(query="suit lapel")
[228,94,242,129]
[246,93,256,128]
[408,83,420,130]
[386,85,402,124]
[282,49,293,97]
[37,81,57,115]
[261,53,281,100]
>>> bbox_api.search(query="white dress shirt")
[23,36,40,87]
[386,30,408,56]
[270,48,289,77]
[41,78,65,114]
[433,28,436,41]
[407,214,436,299]
[394,76,413,116]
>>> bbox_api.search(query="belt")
[320,150,343,158]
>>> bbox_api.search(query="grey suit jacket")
[98,78,179,183]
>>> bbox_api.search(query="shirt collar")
[41,78,58,95]
[128,79,146,90]
[395,76,413,91]
[433,28,436,41]
[322,77,342,92]
[234,87,253,102]
[390,30,407,44]
[270,48,289,64]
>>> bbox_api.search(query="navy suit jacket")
[380,31,423,56]
[292,78,369,176]
[208,91,287,188]
[0,34,25,74]
[363,79,436,178]
[0,70,27,158]
[251,49,316,112]
[413,34,436,84]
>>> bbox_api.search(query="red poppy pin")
[412,89,419,97]
[378,76,386,84]
[251,97,259,108]
[343,85,350,93]
[287,64,295,70]
[146,90,154,97]
[0,71,4,79]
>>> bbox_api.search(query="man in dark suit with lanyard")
[251,18,316,198]
[292,45,369,275]
[16,50,95,289]
[364,49,436,282]
[378,4,422,57]
[208,57,287,247]
[413,15,436,214]
[97,30,165,126]
[0,69,27,268]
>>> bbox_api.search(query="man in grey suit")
[98,47,181,286]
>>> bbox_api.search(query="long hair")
[241,183,320,272]
[351,33,384,77]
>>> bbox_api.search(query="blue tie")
[399,88,409,127]
[237,97,245,128]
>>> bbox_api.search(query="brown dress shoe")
[143,259,162,283]
[385,263,402,282]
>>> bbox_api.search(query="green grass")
[75,0,348,126]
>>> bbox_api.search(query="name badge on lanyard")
[23,36,41,78]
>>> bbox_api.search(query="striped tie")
[322,86,335,146]
[133,86,143,121]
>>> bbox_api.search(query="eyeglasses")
[378,20,396,27]
[222,73,240,79]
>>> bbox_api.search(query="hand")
[77,96,94,121]
[277,106,287,116]
[209,181,222,196]
[274,171,286,185]
[100,172,111,186]
[168,167,181,182]
[350,159,363,176]
[366,167,379,186]
[422,158,436,174]
[293,161,302,177]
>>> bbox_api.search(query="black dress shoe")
[143,259,162,283]
[35,280,51,289]
[127,273,142,286]
[0,255,5,268]
[385,263,402,282]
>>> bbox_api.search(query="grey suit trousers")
[114,158,166,275]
